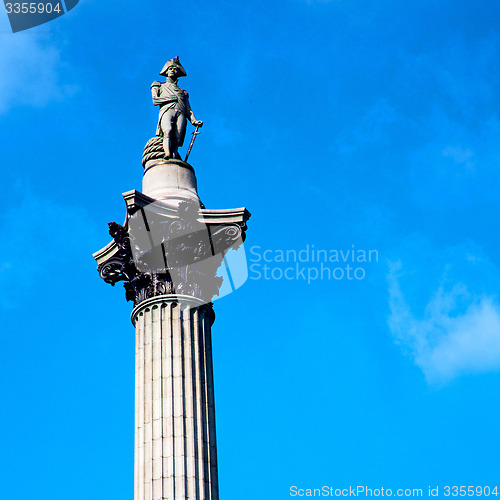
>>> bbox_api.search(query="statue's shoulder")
[150,80,162,88]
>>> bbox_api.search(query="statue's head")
[160,56,187,78]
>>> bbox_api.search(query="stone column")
[93,158,249,500]
[132,295,218,500]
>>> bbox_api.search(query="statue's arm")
[184,92,203,127]
[189,110,203,127]
[151,81,180,107]
[153,96,178,106]
[150,81,161,101]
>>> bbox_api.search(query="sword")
[184,125,201,162]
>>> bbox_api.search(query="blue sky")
[2,0,500,498]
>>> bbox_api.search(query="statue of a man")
[151,56,203,160]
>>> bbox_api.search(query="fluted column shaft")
[132,295,218,500]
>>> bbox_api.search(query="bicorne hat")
[160,56,187,77]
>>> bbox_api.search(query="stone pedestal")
[142,159,200,206]
[132,295,217,500]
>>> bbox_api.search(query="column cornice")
[93,191,250,307]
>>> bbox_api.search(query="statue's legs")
[174,113,187,148]
[160,110,187,160]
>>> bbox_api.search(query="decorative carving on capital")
[96,198,249,306]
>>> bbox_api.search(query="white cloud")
[0,33,77,113]
[388,260,500,385]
